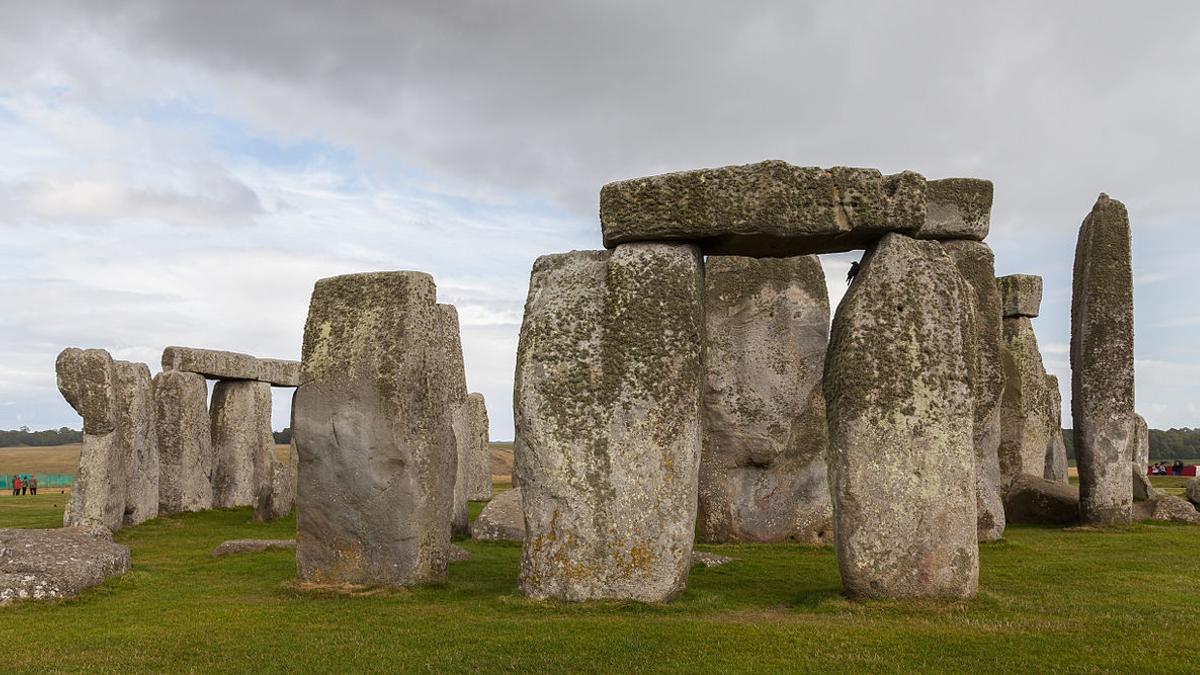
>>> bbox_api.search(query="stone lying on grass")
[1188,478,1200,506]
[1143,496,1200,525]
[1003,475,1080,525]
[211,539,296,557]
[0,527,130,605]
[447,544,471,563]
[470,488,524,542]
[692,552,734,568]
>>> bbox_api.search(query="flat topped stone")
[600,160,927,256]
[162,347,299,387]
[918,178,993,241]
[211,539,296,557]
[998,274,1043,318]
[256,359,300,387]
[0,528,130,605]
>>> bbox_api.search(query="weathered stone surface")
[256,358,300,387]
[942,240,1007,542]
[438,304,472,537]
[465,393,492,502]
[1130,414,1156,501]
[917,178,993,241]
[600,161,926,256]
[824,233,978,599]
[447,544,472,562]
[515,244,704,602]
[1071,194,1135,526]
[253,445,297,523]
[211,539,296,557]
[210,380,274,509]
[998,274,1043,318]
[57,348,125,530]
[0,528,130,605]
[162,346,300,386]
[1003,475,1080,525]
[1043,375,1069,483]
[1146,495,1200,524]
[294,271,456,587]
[999,317,1058,484]
[154,370,213,514]
[113,361,158,527]
[1187,477,1200,505]
[470,488,524,542]
[698,255,832,544]
[692,551,734,568]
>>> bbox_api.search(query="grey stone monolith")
[698,255,832,544]
[154,370,213,514]
[113,361,158,526]
[437,304,472,536]
[515,243,704,602]
[999,316,1058,485]
[1131,414,1155,502]
[210,380,274,509]
[1044,375,1069,483]
[254,445,297,523]
[465,393,492,501]
[824,232,978,600]
[1071,194,1135,526]
[1003,475,1080,525]
[470,487,524,542]
[998,274,1043,318]
[917,178,993,241]
[942,240,1007,542]
[57,348,125,530]
[600,161,926,256]
[294,271,456,586]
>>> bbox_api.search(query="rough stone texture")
[154,370,213,514]
[162,346,299,387]
[1043,375,1069,483]
[0,528,130,605]
[1130,414,1156,502]
[599,161,926,257]
[514,244,704,602]
[256,358,300,387]
[113,361,159,527]
[294,271,456,587]
[465,393,492,502]
[447,544,472,562]
[1003,475,1081,525]
[470,488,525,542]
[942,241,1007,543]
[698,255,832,544]
[211,539,296,557]
[999,317,1058,485]
[1071,194,1135,526]
[824,233,978,600]
[998,274,1043,318]
[1146,495,1200,524]
[692,551,733,568]
[253,445,297,523]
[210,380,274,509]
[57,348,125,531]
[1187,477,1200,505]
[438,304,472,537]
[917,178,993,241]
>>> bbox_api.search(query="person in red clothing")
[12,475,21,497]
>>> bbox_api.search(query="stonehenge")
[438,304,473,536]
[1130,414,1155,502]
[293,271,456,587]
[154,370,214,514]
[470,487,524,542]
[699,255,832,544]
[162,346,300,387]
[113,361,158,526]
[57,348,126,530]
[465,393,492,502]
[0,527,131,605]
[1071,194,1135,526]
[210,380,274,508]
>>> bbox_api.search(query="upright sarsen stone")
[1044,375,1069,483]
[210,380,274,508]
[515,244,704,602]
[154,370,212,514]
[1071,194,1135,525]
[699,255,831,544]
[999,316,1058,484]
[294,272,455,586]
[437,304,472,536]
[465,393,492,502]
[1131,414,1155,502]
[113,361,158,526]
[824,233,978,599]
[57,348,125,530]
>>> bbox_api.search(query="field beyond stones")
[0,481,1197,672]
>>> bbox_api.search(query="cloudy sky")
[1,1,1197,438]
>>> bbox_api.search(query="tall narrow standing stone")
[999,315,1058,484]
[1131,414,1155,502]
[1071,194,1135,526]
[437,304,472,535]
[154,370,213,514]
[942,241,1007,542]
[57,348,125,530]
[465,393,492,501]
[294,272,455,586]
[1043,375,1069,483]
[825,233,978,600]
[698,255,832,544]
[210,380,274,508]
[515,243,704,602]
[113,361,158,526]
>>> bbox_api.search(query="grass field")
[3,488,1200,671]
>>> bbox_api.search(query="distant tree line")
[0,427,83,447]
[1063,428,1200,461]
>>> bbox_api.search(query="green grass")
[3,494,1200,672]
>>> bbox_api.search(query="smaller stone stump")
[1142,496,1200,525]
[154,370,213,514]
[1131,414,1156,501]
[210,380,274,509]
[1003,475,1080,525]
[0,528,130,605]
[470,488,525,542]
[465,393,492,502]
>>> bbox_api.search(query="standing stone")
[1043,375,1069,483]
[515,243,704,602]
[999,315,1058,485]
[294,272,455,586]
[942,240,1007,542]
[154,370,213,514]
[57,348,125,531]
[113,361,159,526]
[437,304,472,536]
[698,255,832,544]
[465,393,492,502]
[1130,414,1155,501]
[825,233,978,600]
[1071,194,1135,526]
[254,445,298,523]
[210,380,274,509]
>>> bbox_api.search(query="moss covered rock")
[154,369,213,515]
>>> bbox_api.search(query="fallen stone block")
[0,528,130,605]
[211,539,296,557]
[1145,495,1200,525]
[998,274,1042,318]
[447,544,472,563]
[1003,474,1080,525]
[470,488,524,542]
[692,551,734,568]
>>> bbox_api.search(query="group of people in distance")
[1149,460,1187,476]
[9,474,37,496]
